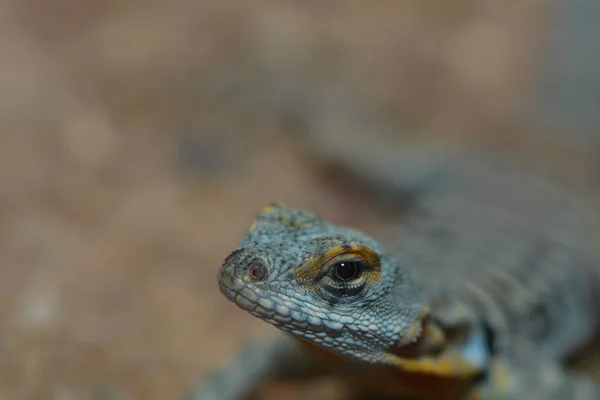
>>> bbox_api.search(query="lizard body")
[196,154,600,399]
[186,0,600,396]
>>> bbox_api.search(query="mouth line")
[218,280,240,302]
[218,280,259,313]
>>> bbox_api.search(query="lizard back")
[383,155,600,363]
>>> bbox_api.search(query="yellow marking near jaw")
[401,304,447,346]
[386,353,480,379]
[425,322,446,346]
[466,363,514,399]
[406,320,423,341]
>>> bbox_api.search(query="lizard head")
[218,203,428,366]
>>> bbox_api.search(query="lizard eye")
[334,261,363,281]
[295,245,381,305]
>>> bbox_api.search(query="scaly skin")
[196,158,600,400]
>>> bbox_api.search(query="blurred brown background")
[0,1,598,399]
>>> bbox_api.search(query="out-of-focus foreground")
[0,1,598,399]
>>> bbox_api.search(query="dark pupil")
[335,262,360,281]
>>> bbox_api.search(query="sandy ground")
[1,1,597,399]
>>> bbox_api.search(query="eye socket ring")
[304,249,380,304]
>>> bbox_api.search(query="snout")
[217,248,269,306]
[219,248,268,284]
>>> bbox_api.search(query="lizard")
[193,153,600,400]
[188,0,600,397]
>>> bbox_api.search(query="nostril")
[247,261,267,282]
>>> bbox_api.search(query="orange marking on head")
[280,209,312,230]
[259,202,286,215]
[257,203,314,230]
